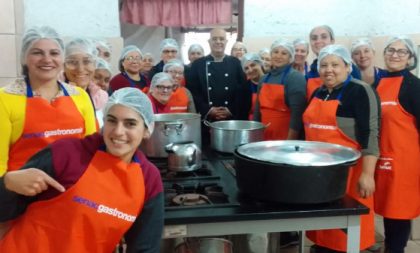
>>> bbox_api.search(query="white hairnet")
[103,87,154,134]
[231,41,247,53]
[65,38,98,58]
[119,45,142,61]
[270,39,295,62]
[293,38,309,51]
[258,48,270,56]
[21,26,64,75]
[351,38,375,53]
[385,35,417,71]
[96,58,112,74]
[163,59,184,72]
[310,25,335,41]
[143,52,154,60]
[160,38,179,53]
[95,39,112,52]
[318,45,353,72]
[150,72,173,88]
[188,44,204,54]
[241,53,263,70]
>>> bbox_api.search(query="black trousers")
[383,217,411,253]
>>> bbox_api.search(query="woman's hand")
[358,155,377,198]
[3,168,65,196]
[358,171,375,198]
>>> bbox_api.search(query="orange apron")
[166,86,189,113]
[7,81,85,171]
[0,150,145,253]
[259,66,291,140]
[374,75,420,219]
[303,83,375,251]
[306,77,323,101]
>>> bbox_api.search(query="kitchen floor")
[279,215,420,253]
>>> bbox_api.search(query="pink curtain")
[121,0,232,27]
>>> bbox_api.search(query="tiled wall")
[0,0,23,87]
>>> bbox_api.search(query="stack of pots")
[140,113,201,158]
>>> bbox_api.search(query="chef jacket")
[186,54,251,120]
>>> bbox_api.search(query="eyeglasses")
[65,58,95,69]
[385,47,410,57]
[162,50,177,54]
[232,48,246,52]
[155,84,177,92]
[166,70,184,76]
[125,56,142,62]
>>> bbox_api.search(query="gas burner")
[159,162,220,181]
[172,193,211,206]
[164,182,231,209]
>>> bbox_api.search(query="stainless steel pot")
[165,142,202,172]
[175,238,233,253]
[140,113,201,158]
[204,120,267,153]
[234,140,361,204]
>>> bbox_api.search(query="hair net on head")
[241,53,263,70]
[270,39,295,62]
[143,52,154,60]
[258,48,270,55]
[119,45,142,61]
[231,41,247,52]
[317,45,353,72]
[21,26,64,75]
[95,39,112,52]
[103,87,155,134]
[310,25,335,41]
[65,38,98,59]
[188,44,204,54]
[293,38,309,51]
[163,59,184,72]
[351,38,375,53]
[160,38,179,53]
[96,58,112,74]
[385,35,418,71]
[150,72,173,88]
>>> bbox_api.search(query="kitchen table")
[162,152,369,253]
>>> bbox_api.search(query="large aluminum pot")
[234,140,361,204]
[204,120,267,153]
[140,113,201,158]
[175,238,233,253]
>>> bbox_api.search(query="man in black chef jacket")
[186,28,252,144]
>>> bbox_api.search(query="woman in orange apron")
[253,39,306,141]
[351,38,382,86]
[303,45,380,252]
[163,59,196,113]
[374,36,420,253]
[64,38,109,114]
[0,26,97,176]
[240,53,265,120]
[0,87,164,253]
[306,25,361,100]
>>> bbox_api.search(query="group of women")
[0,26,163,252]
[0,23,419,253]
[235,25,419,253]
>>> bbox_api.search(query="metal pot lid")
[236,140,361,166]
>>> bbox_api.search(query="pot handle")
[163,122,184,136]
[203,120,212,127]
[263,122,271,128]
